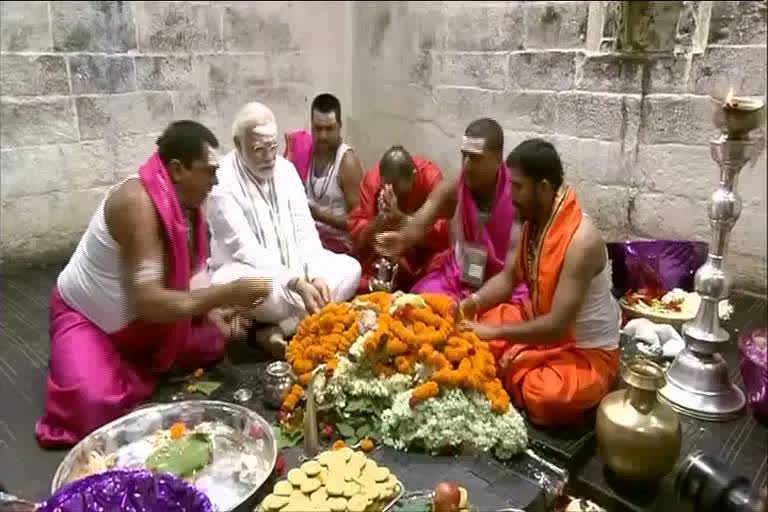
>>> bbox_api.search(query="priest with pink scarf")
[36,121,271,448]
[376,118,528,304]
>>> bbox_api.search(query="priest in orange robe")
[459,139,621,428]
[349,146,449,293]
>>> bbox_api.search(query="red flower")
[322,424,334,440]
[249,423,264,439]
[275,454,286,475]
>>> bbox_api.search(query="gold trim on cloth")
[526,185,570,308]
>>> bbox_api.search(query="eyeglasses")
[251,142,278,156]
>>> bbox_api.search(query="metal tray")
[51,400,277,512]
[255,452,404,512]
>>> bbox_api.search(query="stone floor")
[1,264,766,511]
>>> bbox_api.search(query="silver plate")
[52,400,277,512]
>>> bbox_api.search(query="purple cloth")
[739,328,768,424]
[412,164,520,302]
[606,240,708,295]
[39,469,213,512]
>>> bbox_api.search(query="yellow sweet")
[300,477,321,494]
[301,460,322,476]
[325,478,345,497]
[374,467,390,482]
[310,488,328,504]
[338,447,353,462]
[318,451,335,466]
[288,490,306,502]
[342,481,359,498]
[260,494,288,511]
[287,468,307,486]
[327,497,348,512]
[347,495,368,512]
[273,480,293,497]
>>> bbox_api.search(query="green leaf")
[273,425,303,450]
[345,399,366,412]
[146,433,211,477]
[356,425,371,438]
[336,423,356,438]
[186,380,222,396]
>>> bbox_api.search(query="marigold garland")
[283,292,510,413]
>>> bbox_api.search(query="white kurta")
[206,151,361,334]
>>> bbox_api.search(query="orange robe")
[348,156,450,293]
[482,186,620,428]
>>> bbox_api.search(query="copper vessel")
[596,359,681,482]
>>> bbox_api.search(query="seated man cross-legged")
[459,139,621,428]
[375,119,526,303]
[348,145,449,292]
[207,102,361,355]
[37,121,271,447]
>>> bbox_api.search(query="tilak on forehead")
[461,136,486,155]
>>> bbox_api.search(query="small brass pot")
[596,358,682,482]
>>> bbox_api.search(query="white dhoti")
[206,151,361,341]
[210,256,360,335]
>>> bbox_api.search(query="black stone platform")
[569,294,768,512]
[1,264,766,512]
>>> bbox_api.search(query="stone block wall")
[349,0,767,293]
[1,0,351,263]
[1,1,766,293]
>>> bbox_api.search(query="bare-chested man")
[37,121,271,447]
[458,139,621,428]
[375,119,524,302]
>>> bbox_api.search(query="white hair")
[231,102,278,142]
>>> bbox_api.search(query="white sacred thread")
[461,136,486,155]
[135,259,163,284]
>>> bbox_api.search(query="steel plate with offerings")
[257,446,403,512]
[51,401,277,512]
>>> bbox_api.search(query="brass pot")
[596,358,681,482]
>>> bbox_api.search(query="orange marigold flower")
[293,359,314,375]
[427,351,450,370]
[282,395,299,412]
[412,381,440,401]
[299,372,314,386]
[374,363,396,377]
[332,440,347,450]
[395,355,415,374]
[491,393,510,413]
[360,438,375,453]
[417,344,435,360]
[170,422,187,440]
[386,338,409,356]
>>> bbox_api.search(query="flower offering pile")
[284,292,527,459]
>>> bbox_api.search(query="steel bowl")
[51,400,277,511]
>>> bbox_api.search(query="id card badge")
[461,243,487,289]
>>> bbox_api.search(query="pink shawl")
[284,129,313,183]
[457,162,515,278]
[137,152,209,372]
[413,163,524,301]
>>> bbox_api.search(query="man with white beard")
[207,102,361,355]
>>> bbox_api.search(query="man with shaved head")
[349,145,449,292]
[376,119,525,303]
[206,102,361,355]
